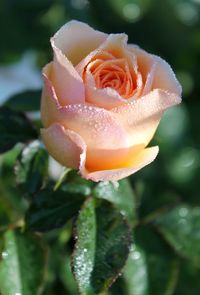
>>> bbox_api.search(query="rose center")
[86,53,137,98]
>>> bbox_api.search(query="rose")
[41,20,181,182]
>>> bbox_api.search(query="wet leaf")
[156,205,200,266]
[124,226,179,295]
[0,107,37,153]
[93,179,137,224]
[15,140,48,196]
[25,187,85,232]
[174,259,200,295]
[4,90,41,112]
[0,229,47,295]
[72,198,131,295]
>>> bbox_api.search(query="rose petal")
[49,20,107,106]
[142,63,157,96]
[85,70,126,109]
[51,20,107,66]
[41,123,86,169]
[81,146,159,182]
[78,34,142,109]
[50,45,85,105]
[76,33,129,77]
[86,143,145,171]
[100,37,143,99]
[41,77,130,149]
[152,55,182,95]
[41,76,144,170]
[129,46,182,96]
[86,86,127,109]
[112,89,182,146]
[41,64,61,127]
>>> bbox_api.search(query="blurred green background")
[0,0,200,294]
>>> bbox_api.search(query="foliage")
[0,0,200,294]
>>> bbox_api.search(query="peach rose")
[41,20,182,182]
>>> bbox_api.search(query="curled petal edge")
[81,146,159,182]
[42,61,84,106]
[51,20,107,66]
[41,123,86,170]
[112,89,182,146]
[41,123,159,182]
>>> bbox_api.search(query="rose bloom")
[41,20,182,182]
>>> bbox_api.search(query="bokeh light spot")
[175,2,199,26]
[123,3,141,22]
[70,0,89,10]
[167,147,200,184]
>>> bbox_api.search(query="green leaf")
[59,254,79,295]
[174,259,200,295]
[124,244,148,295]
[61,182,92,197]
[0,146,28,219]
[0,204,10,227]
[156,205,200,266]
[53,169,93,196]
[0,229,47,295]
[67,170,95,189]
[4,90,41,112]
[123,226,179,295]
[0,107,37,153]
[72,198,131,295]
[25,187,85,232]
[93,179,137,224]
[15,140,48,196]
[109,277,127,295]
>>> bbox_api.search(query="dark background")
[0,0,200,294]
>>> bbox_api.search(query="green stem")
[53,168,71,191]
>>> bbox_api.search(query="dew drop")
[132,251,141,260]
[2,251,8,259]
[130,244,136,252]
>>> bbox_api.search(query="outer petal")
[41,73,129,149]
[129,45,182,96]
[41,123,86,169]
[152,55,182,95]
[112,89,182,146]
[81,146,159,182]
[86,143,145,171]
[51,20,107,66]
[50,20,107,106]
[50,47,85,105]
[42,61,84,106]
[41,64,61,127]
